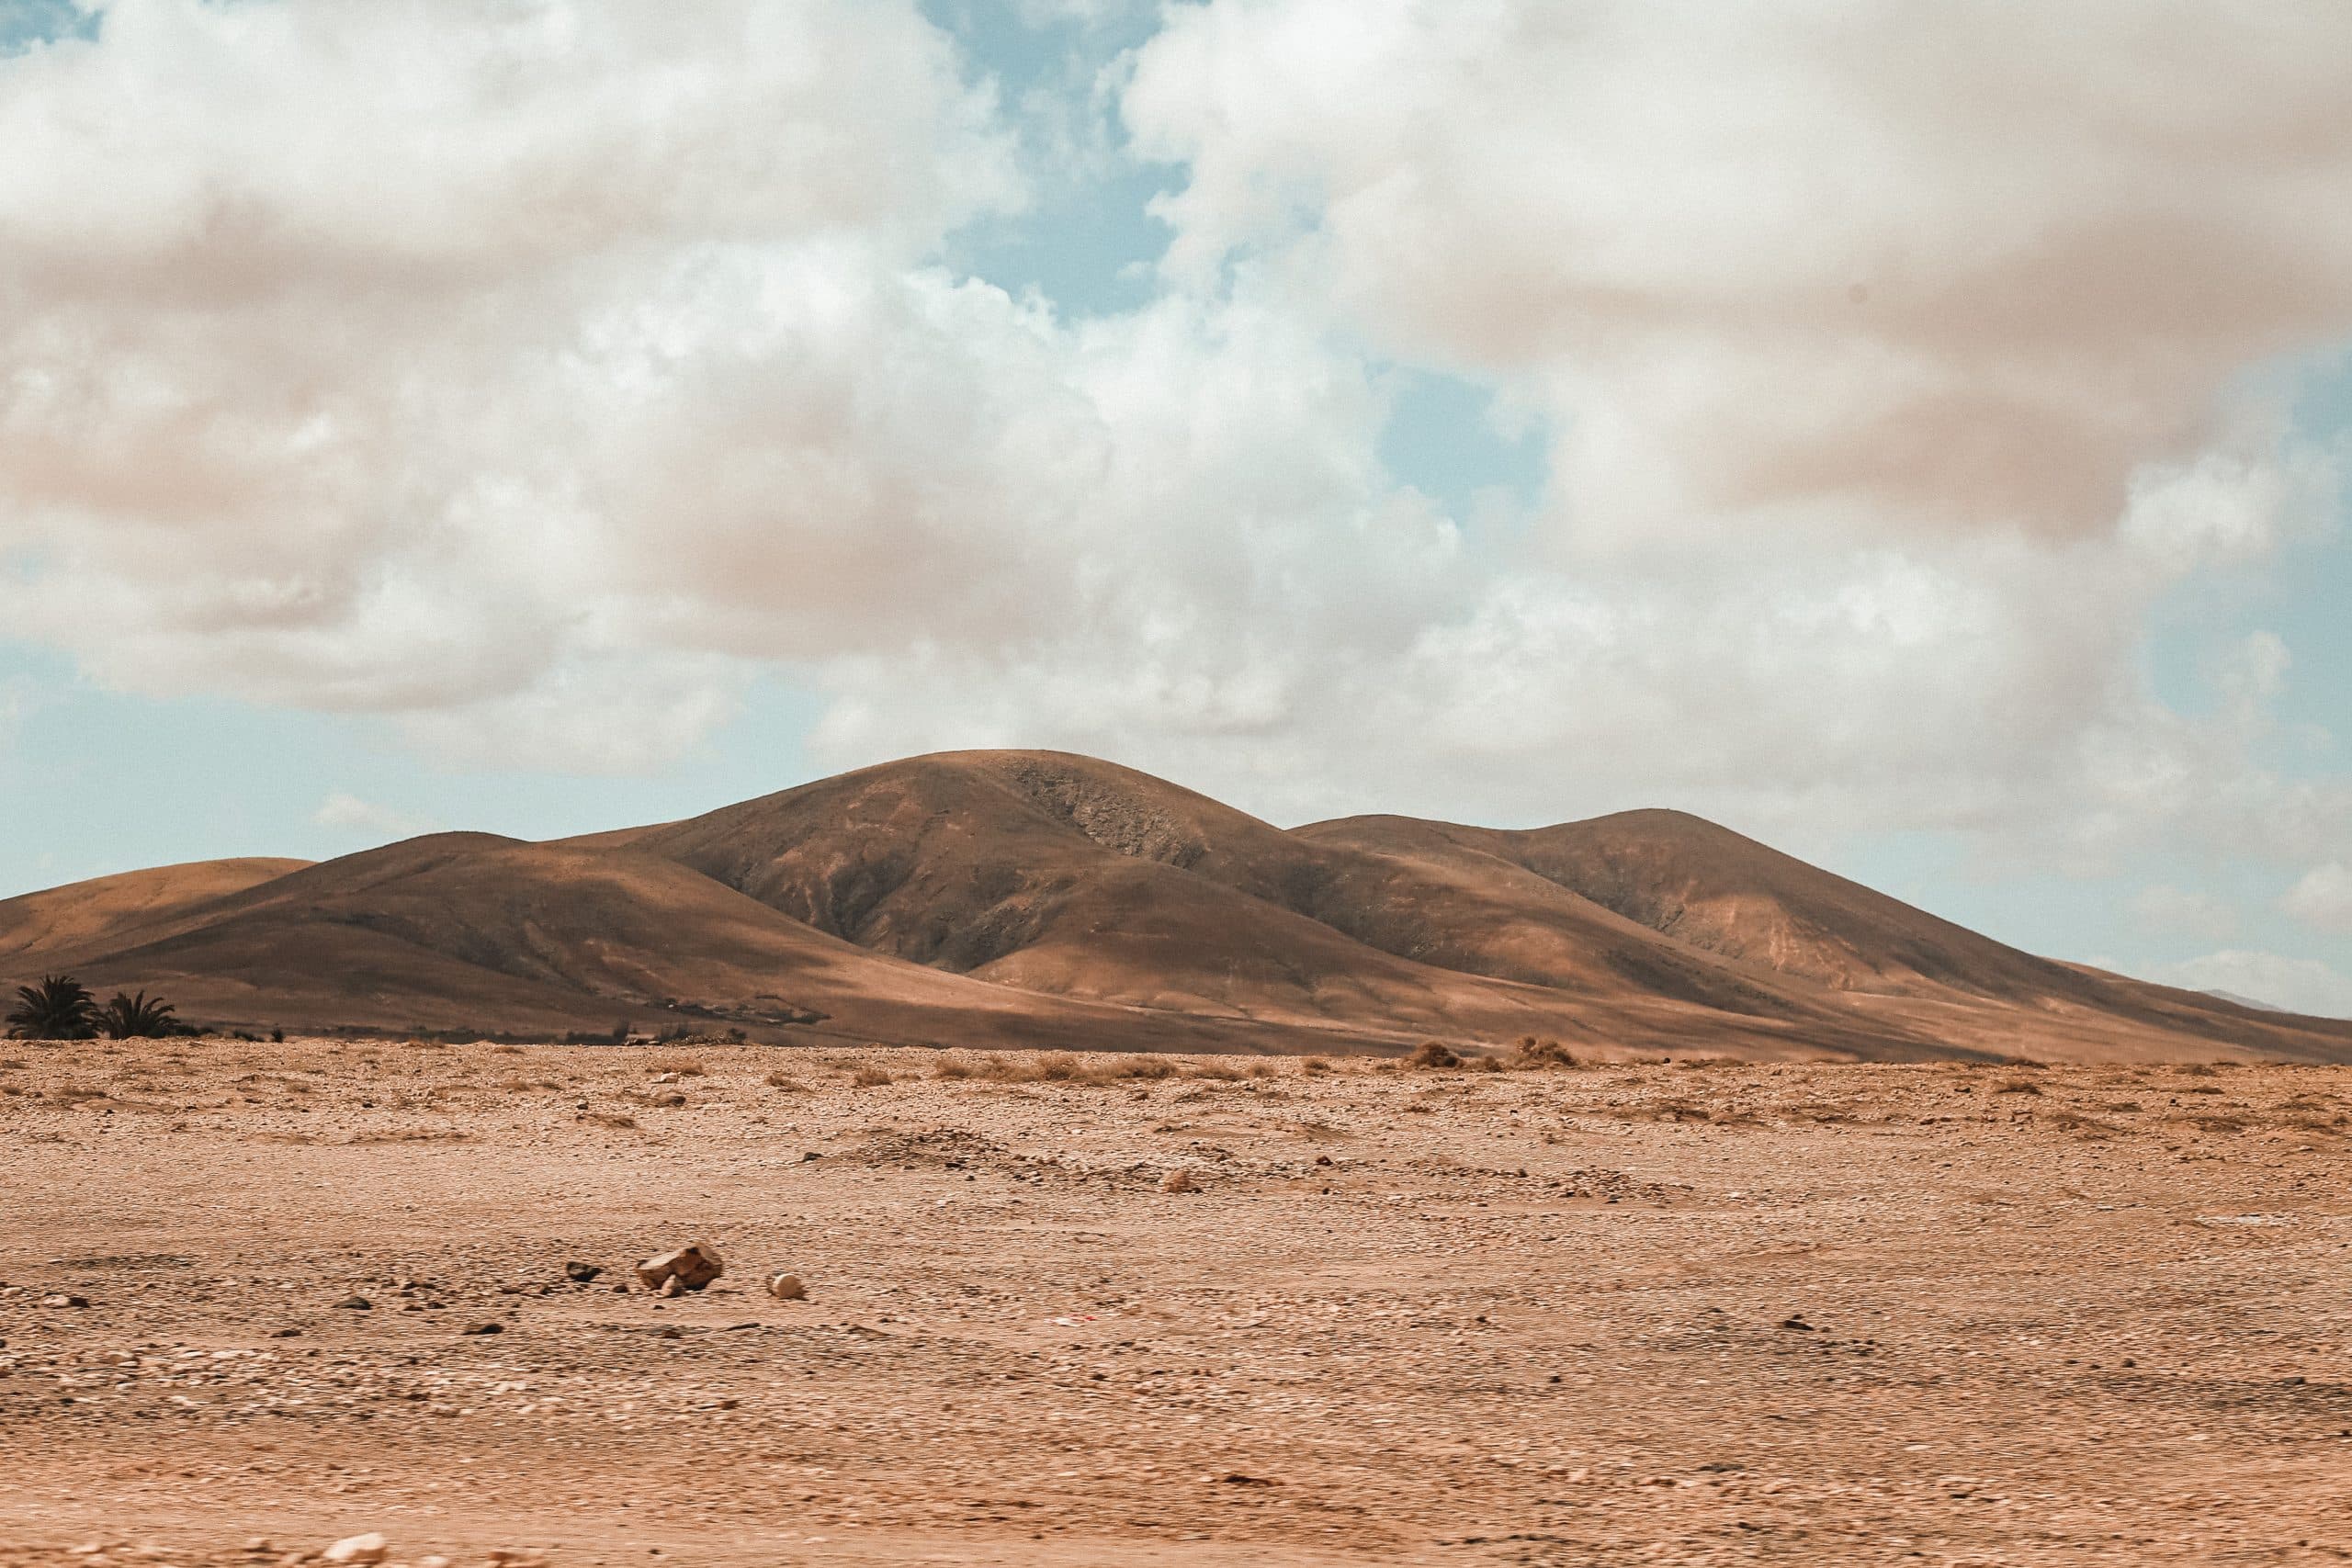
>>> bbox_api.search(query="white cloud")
[311,792,432,840]
[0,0,1023,729]
[1125,2,2352,546]
[2128,950,2352,1021]
[2129,885,2238,944]
[0,0,2345,888]
[2283,863,2352,935]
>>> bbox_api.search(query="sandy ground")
[3,1037,2351,1567]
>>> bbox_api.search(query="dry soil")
[4,1039,2350,1566]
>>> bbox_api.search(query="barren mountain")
[6,750,2346,1061]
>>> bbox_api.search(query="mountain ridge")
[6,749,2346,1061]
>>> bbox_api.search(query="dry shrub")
[1245,1061,1279,1078]
[1188,1061,1242,1082]
[1408,1040,1462,1070]
[1508,1036,1578,1070]
[961,1054,1023,1081]
[2178,1063,2220,1077]
[1464,1054,1503,1073]
[1993,1079,2043,1096]
[763,1070,803,1090]
[490,1044,525,1055]
[850,1066,895,1088]
[648,1058,706,1077]
[939,1048,1186,1084]
[582,1111,637,1129]
[1097,1055,1176,1082]
[1298,1055,1333,1077]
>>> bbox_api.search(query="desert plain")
[5,1037,2350,1567]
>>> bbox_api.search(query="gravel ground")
[3,1038,2350,1566]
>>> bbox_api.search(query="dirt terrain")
[6,1037,2352,1566]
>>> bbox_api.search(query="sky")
[1,0,2348,1016]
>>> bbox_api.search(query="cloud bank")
[1,0,2347,897]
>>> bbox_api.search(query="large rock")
[636,1244,723,1292]
[320,1533,389,1565]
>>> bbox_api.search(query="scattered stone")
[334,1295,373,1311]
[764,1272,808,1301]
[270,1326,302,1338]
[637,1244,723,1292]
[320,1533,389,1565]
[1780,1315,1815,1332]
[563,1261,604,1283]
[462,1322,504,1335]
[41,1292,90,1308]
[1161,1168,1197,1194]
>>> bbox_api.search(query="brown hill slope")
[1298,810,2352,1058]
[0,857,310,967]
[1296,810,2081,1001]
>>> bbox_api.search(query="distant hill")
[2203,988,2285,1014]
[6,750,2346,1061]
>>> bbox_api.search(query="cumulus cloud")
[2283,863,2352,935]
[0,0,1021,722]
[1126,0,2352,547]
[0,0,2347,881]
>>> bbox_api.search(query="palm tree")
[6,975,99,1040]
[96,989,180,1040]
